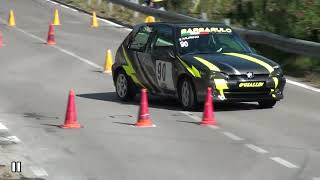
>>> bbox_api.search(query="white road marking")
[222,131,244,141]
[313,177,320,180]
[29,166,49,177]
[0,123,8,130]
[47,0,58,5]
[99,18,124,28]
[131,124,157,128]
[180,111,220,129]
[55,46,102,69]
[287,79,320,93]
[0,136,21,143]
[208,125,220,129]
[60,4,77,12]
[13,26,102,69]
[270,157,299,168]
[180,111,201,121]
[245,144,268,154]
[6,136,21,143]
[60,4,69,9]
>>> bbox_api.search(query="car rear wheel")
[115,70,136,101]
[258,100,277,108]
[179,78,198,110]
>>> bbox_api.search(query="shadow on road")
[113,122,135,126]
[77,92,261,112]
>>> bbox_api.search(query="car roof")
[141,22,231,28]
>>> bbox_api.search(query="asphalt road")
[0,0,319,180]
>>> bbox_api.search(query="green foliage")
[252,0,320,41]
[162,0,319,42]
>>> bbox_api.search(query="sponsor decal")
[239,82,264,88]
[156,60,175,90]
[177,57,201,78]
[181,27,232,37]
[179,35,199,42]
[224,53,274,73]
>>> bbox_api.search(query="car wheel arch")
[177,74,196,97]
[113,66,125,82]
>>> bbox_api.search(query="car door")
[148,25,177,94]
[127,25,158,91]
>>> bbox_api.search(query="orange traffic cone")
[135,89,155,128]
[0,31,3,48]
[60,89,82,129]
[47,24,56,45]
[200,87,217,126]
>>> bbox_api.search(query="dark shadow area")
[91,70,104,73]
[176,120,200,125]
[214,102,260,112]
[77,92,261,112]
[77,92,183,111]
[113,122,135,126]
[24,113,59,120]
[77,92,119,102]
[40,124,61,128]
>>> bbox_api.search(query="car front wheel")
[179,78,198,110]
[115,70,136,101]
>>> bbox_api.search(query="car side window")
[129,26,153,52]
[153,25,174,49]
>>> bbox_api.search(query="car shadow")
[77,92,183,111]
[76,92,261,112]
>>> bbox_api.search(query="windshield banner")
[181,27,232,37]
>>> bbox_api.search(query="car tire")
[178,77,198,110]
[258,100,277,108]
[115,70,136,101]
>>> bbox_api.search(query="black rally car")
[112,22,286,109]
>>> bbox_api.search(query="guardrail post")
[131,0,139,18]
[201,12,207,20]
[108,1,113,12]
[87,0,92,6]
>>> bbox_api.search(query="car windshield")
[177,26,253,55]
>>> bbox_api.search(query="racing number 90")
[180,41,189,48]
[157,62,166,82]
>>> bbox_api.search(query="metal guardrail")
[109,0,320,58]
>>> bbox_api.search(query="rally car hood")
[180,53,278,75]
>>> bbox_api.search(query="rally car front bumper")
[193,75,286,103]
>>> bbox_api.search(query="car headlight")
[210,71,229,79]
[270,66,283,77]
